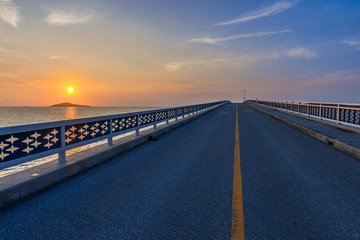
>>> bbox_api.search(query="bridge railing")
[0,101,229,169]
[248,100,360,128]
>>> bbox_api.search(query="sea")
[0,106,157,127]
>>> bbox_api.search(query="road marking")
[219,111,230,115]
[243,109,253,113]
[231,104,245,240]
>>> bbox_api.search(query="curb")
[247,103,360,161]
[0,104,225,209]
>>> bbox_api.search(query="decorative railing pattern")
[248,100,360,126]
[0,101,228,168]
[65,120,110,145]
[112,116,137,133]
[0,128,61,162]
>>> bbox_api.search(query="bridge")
[1,101,360,239]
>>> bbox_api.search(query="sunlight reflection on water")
[64,107,78,120]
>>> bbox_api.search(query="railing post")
[58,126,66,163]
[108,119,113,145]
[337,104,340,125]
[319,103,322,120]
[136,115,140,136]
[154,113,157,129]
[166,111,169,124]
[307,103,309,117]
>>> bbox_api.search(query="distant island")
[49,102,90,107]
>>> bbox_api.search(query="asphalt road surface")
[1,103,360,239]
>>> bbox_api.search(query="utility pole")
[240,90,246,102]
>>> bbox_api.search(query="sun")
[67,86,74,94]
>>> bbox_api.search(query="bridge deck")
[2,103,360,239]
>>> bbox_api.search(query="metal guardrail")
[248,100,360,128]
[0,101,229,169]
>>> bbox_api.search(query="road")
[1,103,360,239]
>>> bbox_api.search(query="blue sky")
[0,0,359,106]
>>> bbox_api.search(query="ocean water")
[0,106,157,127]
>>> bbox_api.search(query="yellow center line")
[231,104,245,240]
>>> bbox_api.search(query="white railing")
[248,100,360,128]
[0,101,229,169]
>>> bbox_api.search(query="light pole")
[240,90,246,102]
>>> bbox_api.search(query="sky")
[0,0,359,106]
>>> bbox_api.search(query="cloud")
[215,0,297,26]
[0,47,27,58]
[0,0,20,27]
[343,40,360,50]
[165,54,270,71]
[165,49,313,72]
[165,48,316,73]
[47,55,71,60]
[187,29,292,45]
[45,10,94,26]
[302,69,360,87]
[287,48,317,59]
[165,58,225,71]
[0,71,17,78]
[0,71,29,86]
[0,52,26,58]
